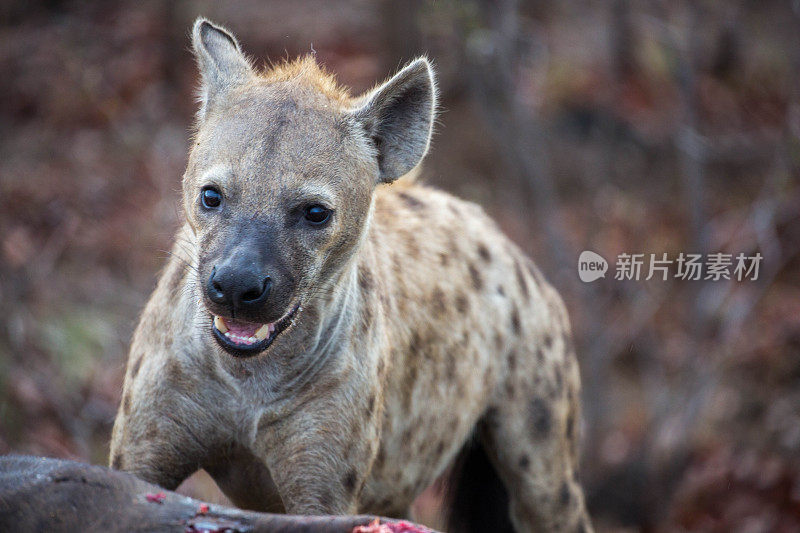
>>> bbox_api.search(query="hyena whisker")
[161,250,200,276]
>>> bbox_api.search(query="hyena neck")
[271,258,363,395]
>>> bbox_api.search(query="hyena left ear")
[192,18,253,120]
[352,58,437,183]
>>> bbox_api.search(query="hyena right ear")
[192,18,253,120]
[352,58,437,183]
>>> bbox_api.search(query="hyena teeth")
[254,323,271,340]
[214,315,228,333]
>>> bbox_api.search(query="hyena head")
[183,19,436,357]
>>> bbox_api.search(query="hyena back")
[109,19,593,533]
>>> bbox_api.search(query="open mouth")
[211,303,300,357]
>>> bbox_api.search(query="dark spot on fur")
[397,293,409,315]
[505,381,516,398]
[404,232,420,258]
[111,454,122,469]
[477,243,492,262]
[399,191,424,210]
[367,393,376,415]
[379,290,391,311]
[508,350,517,370]
[519,455,530,470]
[358,265,373,291]
[544,334,553,349]
[417,442,429,458]
[559,482,571,506]
[494,332,503,350]
[343,469,357,494]
[529,397,552,439]
[455,293,469,313]
[515,260,530,300]
[409,331,422,354]
[511,307,521,334]
[435,441,445,457]
[375,448,386,468]
[130,355,142,380]
[450,418,462,437]
[468,263,484,290]
[566,412,576,441]
[432,287,446,314]
[536,348,544,363]
[166,357,182,383]
[377,358,386,379]
[555,366,563,390]
[439,252,449,266]
[446,352,456,380]
[497,285,505,297]
[448,234,460,256]
[361,306,373,334]
[143,426,159,441]
[122,393,131,415]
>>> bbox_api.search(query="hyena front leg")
[254,388,381,515]
[482,352,593,533]
[109,347,239,490]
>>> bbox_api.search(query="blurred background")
[1,1,799,531]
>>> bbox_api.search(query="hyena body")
[110,19,592,532]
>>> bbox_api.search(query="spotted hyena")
[109,18,593,533]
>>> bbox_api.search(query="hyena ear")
[352,58,437,183]
[192,18,253,119]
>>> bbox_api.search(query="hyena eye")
[201,186,222,209]
[304,204,331,225]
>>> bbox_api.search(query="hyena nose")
[207,266,272,312]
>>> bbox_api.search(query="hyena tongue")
[225,319,262,338]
